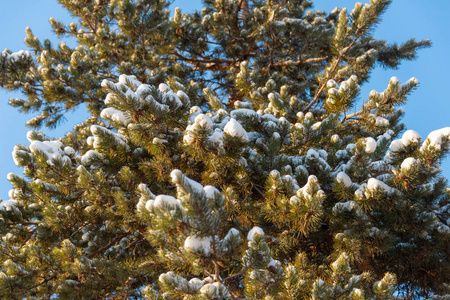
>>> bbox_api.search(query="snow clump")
[158,83,171,93]
[194,114,213,130]
[170,169,204,195]
[64,147,75,156]
[81,149,103,165]
[203,185,222,201]
[290,175,325,205]
[336,172,352,188]
[0,199,18,211]
[29,140,63,159]
[183,114,214,145]
[401,157,417,172]
[402,130,421,146]
[223,228,240,243]
[188,278,205,290]
[247,226,264,242]
[421,127,450,151]
[333,201,359,214]
[200,282,230,298]
[331,134,340,143]
[184,236,212,256]
[1,50,31,65]
[153,195,183,210]
[367,178,396,195]
[306,148,319,159]
[389,130,422,153]
[100,107,131,126]
[224,118,248,141]
[350,289,363,298]
[27,139,72,166]
[375,116,389,127]
[365,137,377,154]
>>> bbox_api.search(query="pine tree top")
[0,0,448,299]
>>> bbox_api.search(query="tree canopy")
[0,0,448,299]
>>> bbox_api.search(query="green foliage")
[0,0,448,299]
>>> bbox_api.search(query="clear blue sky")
[1,0,449,200]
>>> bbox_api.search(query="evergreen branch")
[223,267,248,282]
[19,229,36,248]
[270,56,329,68]
[29,273,58,291]
[69,222,90,238]
[0,1,446,298]
[304,35,360,113]
[340,109,364,123]
[172,51,237,71]
[87,232,130,258]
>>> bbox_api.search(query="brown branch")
[340,109,363,124]
[223,267,249,282]
[125,237,146,252]
[304,30,361,113]
[267,33,275,73]
[236,0,244,20]
[172,51,236,71]
[29,273,58,290]
[253,185,265,198]
[236,0,250,22]
[22,221,39,226]
[87,232,130,258]
[270,56,328,68]
[20,229,36,248]
[213,260,221,282]
[69,222,89,238]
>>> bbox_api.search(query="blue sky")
[0,0,449,200]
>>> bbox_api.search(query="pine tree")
[0,0,449,299]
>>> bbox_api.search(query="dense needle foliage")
[0,0,448,299]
